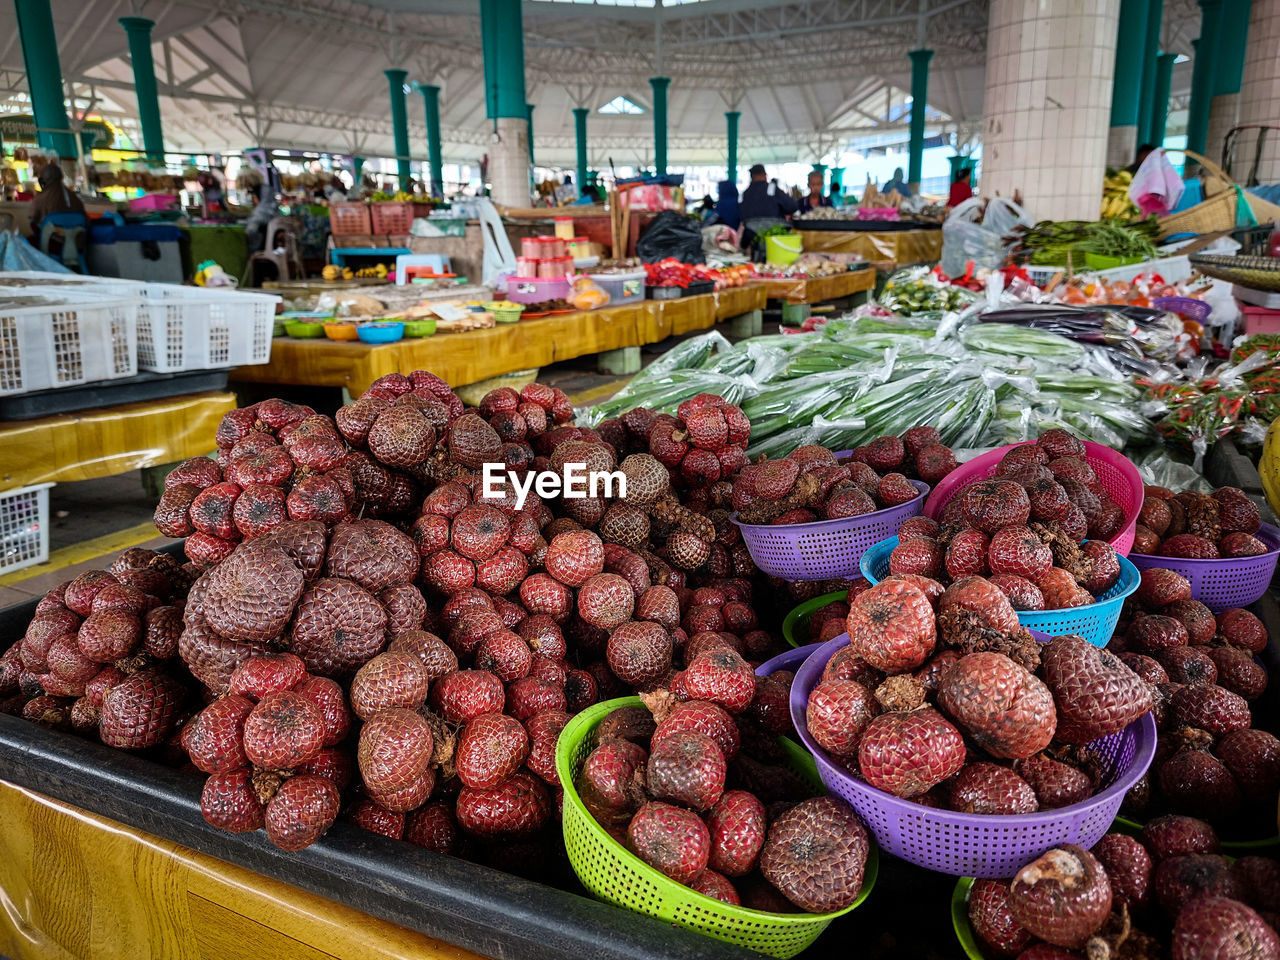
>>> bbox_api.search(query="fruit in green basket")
[969,878,1034,958]
[706,790,765,877]
[674,647,755,715]
[937,652,1056,759]
[647,729,725,811]
[628,801,711,884]
[1009,845,1112,948]
[650,698,739,761]
[1171,896,1280,960]
[758,796,869,913]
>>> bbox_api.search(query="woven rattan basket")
[1157,150,1280,239]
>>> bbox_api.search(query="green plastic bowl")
[284,320,326,338]
[1112,816,1280,852]
[403,318,437,337]
[1084,252,1147,270]
[556,696,877,959]
[951,878,988,960]
[781,591,847,649]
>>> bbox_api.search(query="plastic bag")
[636,210,705,264]
[1129,150,1185,216]
[568,275,609,310]
[940,197,1033,277]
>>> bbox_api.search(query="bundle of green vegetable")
[1010,217,1160,266]
[879,274,979,314]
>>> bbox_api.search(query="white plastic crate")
[0,270,148,298]
[0,290,138,394]
[1023,254,1192,287]
[0,483,54,574]
[129,285,277,372]
[184,288,277,366]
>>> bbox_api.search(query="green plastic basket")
[1112,816,1279,853]
[556,697,877,959]
[950,878,988,960]
[781,591,846,649]
[1084,252,1146,270]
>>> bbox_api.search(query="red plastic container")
[1241,304,1280,335]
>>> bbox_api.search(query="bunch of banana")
[1101,169,1138,219]
[392,191,413,202]
[354,263,390,279]
[1261,419,1280,520]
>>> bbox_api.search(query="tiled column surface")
[1238,0,1280,183]
[1205,93,1239,167]
[981,0,1121,221]
[489,116,530,207]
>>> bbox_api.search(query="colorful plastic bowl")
[323,321,361,341]
[284,320,325,338]
[403,318,437,337]
[356,321,405,344]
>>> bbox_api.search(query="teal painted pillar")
[353,156,365,182]
[385,69,412,188]
[489,0,526,119]
[1186,0,1222,161]
[1109,0,1149,127]
[14,0,75,157]
[119,17,165,162]
[725,110,740,184]
[1214,0,1251,95]
[1136,0,1165,144]
[650,77,670,175]
[1150,52,1176,145]
[573,107,589,191]
[526,103,535,166]
[480,0,497,119]
[907,49,933,188]
[420,84,443,197]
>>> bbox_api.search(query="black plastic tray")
[0,369,230,421]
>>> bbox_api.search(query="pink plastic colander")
[790,633,1157,878]
[923,441,1143,555]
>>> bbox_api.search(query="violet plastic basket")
[1127,522,1280,612]
[1153,296,1212,322]
[923,441,1143,555]
[757,643,822,679]
[733,480,929,581]
[790,633,1157,878]
[860,536,1140,648]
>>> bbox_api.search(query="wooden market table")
[756,267,876,304]
[233,285,766,395]
[0,391,236,487]
[794,227,942,267]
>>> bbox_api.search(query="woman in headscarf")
[29,163,85,236]
[710,180,740,230]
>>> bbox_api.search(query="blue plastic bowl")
[356,321,405,344]
[859,536,1140,648]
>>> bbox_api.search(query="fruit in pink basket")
[1008,845,1111,948]
[857,707,966,798]
[961,480,1031,533]
[758,797,869,913]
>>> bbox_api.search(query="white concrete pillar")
[1238,0,1280,183]
[489,116,530,207]
[1205,93,1239,168]
[980,0,1121,221]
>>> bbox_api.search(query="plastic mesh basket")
[556,696,877,959]
[950,878,989,960]
[0,291,137,394]
[733,480,928,581]
[860,536,1140,648]
[923,442,1143,555]
[790,634,1157,878]
[0,483,54,573]
[1153,296,1212,322]
[1127,523,1280,612]
[1111,816,1280,852]
[781,591,848,648]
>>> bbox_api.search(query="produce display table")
[795,229,942,267]
[233,286,766,394]
[0,391,236,487]
[757,268,876,304]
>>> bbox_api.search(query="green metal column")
[385,69,412,188]
[1150,52,1177,145]
[14,0,75,157]
[573,107,589,191]
[480,0,497,119]
[1136,0,1165,144]
[907,49,933,188]
[1109,0,1149,131]
[650,77,670,175]
[119,17,165,162]
[1214,0,1252,96]
[420,84,443,197]
[725,110,740,184]
[526,103,535,166]
[487,0,526,119]
[1186,0,1222,160]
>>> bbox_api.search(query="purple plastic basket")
[1153,296,1212,323]
[790,633,1157,878]
[757,644,821,679]
[732,480,929,581]
[1127,523,1280,613]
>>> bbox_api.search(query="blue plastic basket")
[859,536,1140,648]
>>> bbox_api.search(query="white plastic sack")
[1129,150,1185,216]
[940,197,1033,277]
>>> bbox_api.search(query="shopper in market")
[948,166,974,207]
[798,169,834,213]
[739,163,796,251]
[710,179,741,229]
[1126,143,1156,175]
[882,166,912,198]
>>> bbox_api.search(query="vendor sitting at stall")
[798,169,833,213]
[882,167,912,198]
[29,163,85,236]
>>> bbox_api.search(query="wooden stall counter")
[795,228,942,268]
[0,391,236,487]
[235,286,766,395]
[756,268,875,304]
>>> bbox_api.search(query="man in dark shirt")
[739,164,797,223]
